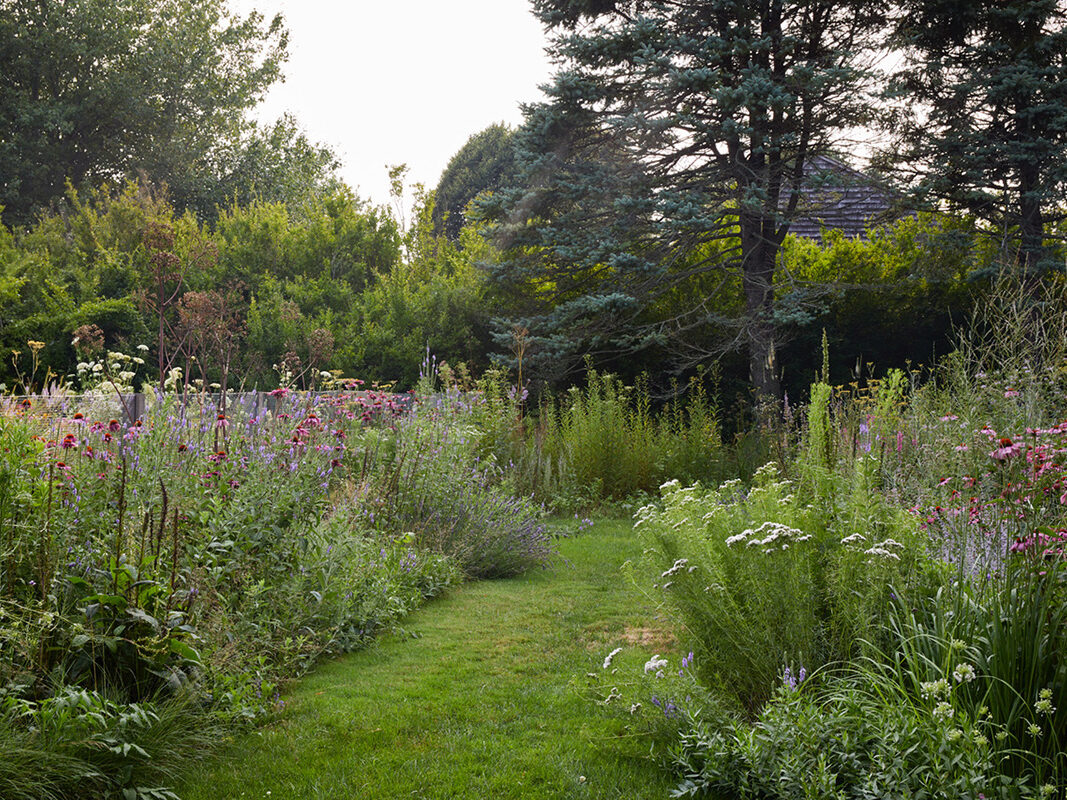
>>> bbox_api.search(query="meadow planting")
[593,281,1067,799]
[2,281,1067,799]
[0,370,551,799]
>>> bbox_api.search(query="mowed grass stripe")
[179,520,677,799]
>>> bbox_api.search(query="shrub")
[670,669,1019,800]
[636,451,927,714]
[357,396,554,579]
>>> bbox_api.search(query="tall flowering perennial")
[637,460,922,713]
[924,421,1067,570]
[0,378,471,772]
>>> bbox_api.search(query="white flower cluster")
[952,663,976,684]
[74,347,147,394]
[644,654,669,678]
[932,701,955,722]
[840,533,905,562]
[724,521,810,553]
[921,678,950,700]
[659,479,682,493]
[1036,688,1056,716]
[633,503,658,529]
[603,647,623,670]
[864,538,904,562]
[661,558,697,578]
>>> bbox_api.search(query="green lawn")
[178,519,679,799]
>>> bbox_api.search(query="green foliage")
[433,123,517,241]
[635,455,926,714]
[0,388,489,794]
[0,688,219,800]
[634,276,1067,796]
[776,213,980,393]
[885,573,1067,791]
[671,672,1019,799]
[0,0,288,227]
[355,246,489,387]
[356,388,554,580]
[485,0,886,396]
[185,114,342,222]
[888,0,1067,271]
[471,368,727,510]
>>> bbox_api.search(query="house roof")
[787,155,899,242]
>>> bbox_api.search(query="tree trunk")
[740,212,782,402]
[1018,160,1044,275]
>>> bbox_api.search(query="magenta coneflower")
[108,419,121,432]
[60,434,77,450]
[990,437,1024,461]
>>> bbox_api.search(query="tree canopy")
[887,0,1067,273]
[433,124,518,241]
[482,0,885,397]
[0,0,290,226]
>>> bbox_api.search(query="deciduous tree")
[0,0,287,226]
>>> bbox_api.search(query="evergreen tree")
[482,0,884,398]
[887,0,1067,273]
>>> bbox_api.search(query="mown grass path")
[179,520,677,799]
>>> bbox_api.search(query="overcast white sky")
[229,1,555,208]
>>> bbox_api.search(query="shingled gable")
[786,154,898,242]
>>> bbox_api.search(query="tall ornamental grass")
[473,369,727,509]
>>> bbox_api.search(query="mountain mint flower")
[922,679,950,700]
[932,702,954,722]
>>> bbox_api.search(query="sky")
[229,1,555,209]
